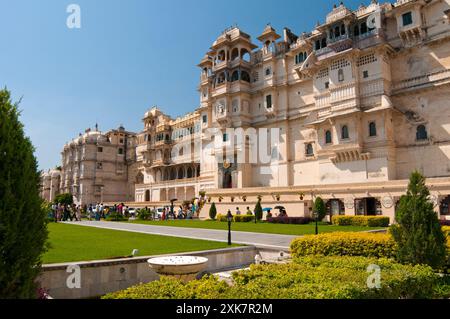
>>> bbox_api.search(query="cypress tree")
[390,171,447,269]
[254,199,263,222]
[313,197,326,221]
[0,89,48,298]
[209,202,217,220]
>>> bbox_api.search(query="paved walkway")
[64,221,296,250]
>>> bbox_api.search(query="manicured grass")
[129,220,386,236]
[43,223,239,264]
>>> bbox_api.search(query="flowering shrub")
[332,215,390,227]
[266,216,313,224]
[103,256,440,299]
[290,232,397,258]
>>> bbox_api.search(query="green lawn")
[129,220,386,236]
[43,223,239,264]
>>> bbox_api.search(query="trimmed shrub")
[390,171,447,269]
[137,208,152,220]
[105,211,128,222]
[267,216,313,224]
[254,199,263,221]
[332,215,390,227]
[290,232,397,258]
[233,214,254,222]
[313,197,326,221]
[209,202,217,220]
[104,256,439,299]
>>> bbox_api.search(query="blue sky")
[0,0,385,170]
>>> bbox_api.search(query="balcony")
[319,143,370,164]
[392,69,450,94]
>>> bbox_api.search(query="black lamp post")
[227,210,233,245]
[313,210,319,235]
[170,198,177,219]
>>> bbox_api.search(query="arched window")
[145,190,150,202]
[231,71,239,82]
[369,122,377,137]
[334,26,340,38]
[241,49,250,62]
[231,48,239,60]
[416,125,428,140]
[241,71,250,82]
[341,125,349,139]
[325,130,332,144]
[170,169,176,180]
[178,168,184,179]
[305,143,314,156]
[179,147,184,157]
[321,38,327,48]
[354,25,360,36]
[187,167,193,179]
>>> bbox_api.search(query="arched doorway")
[145,190,150,202]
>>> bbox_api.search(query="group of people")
[158,205,196,220]
[50,203,82,222]
[227,206,287,219]
[87,203,131,221]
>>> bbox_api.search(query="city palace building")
[41,0,450,222]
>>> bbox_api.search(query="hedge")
[103,256,440,299]
[332,215,390,227]
[290,232,397,258]
[216,214,254,222]
[267,216,313,224]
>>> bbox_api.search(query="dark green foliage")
[105,211,128,222]
[53,193,73,206]
[0,89,48,298]
[137,208,152,220]
[254,199,263,221]
[313,196,326,221]
[390,171,447,269]
[209,202,217,220]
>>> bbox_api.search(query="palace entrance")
[355,198,381,216]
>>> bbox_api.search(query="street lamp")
[313,209,319,235]
[227,210,233,245]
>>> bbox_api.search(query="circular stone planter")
[147,256,208,282]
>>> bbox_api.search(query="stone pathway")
[63,220,296,250]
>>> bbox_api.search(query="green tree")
[209,202,217,220]
[390,171,447,269]
[54,193,73,206]
[313,197,326,221]
[254,199,263,222]
[0,89,48,298]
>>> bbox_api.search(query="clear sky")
[0,0,387,170]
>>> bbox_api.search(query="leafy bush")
[216,214,227,222]
[106,211,128,222]
[53,193,73,206]
[290,232,397,259]
[331,215,390,227]
[137,208,152,220]
[209,202,217,220]
[390,171,447,269]
[233,215,254,222]
[443,226,450,238]
[104,256,439,299]
[267,216,313,224]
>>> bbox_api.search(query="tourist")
[87,204,93,221]
[266,209,272,219]
[76,205,82,221]
[162,208,166,221]
[246,207,252,215]
[236,207,241,215]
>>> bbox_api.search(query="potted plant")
[218,196,223,203]
[275,194,281,201]
[230,196,235,202]
[207,197,211,203]
[299,192,305,200]
[241,195,247,202]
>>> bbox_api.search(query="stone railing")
[392,69,450,92]
[326,5,353,24]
